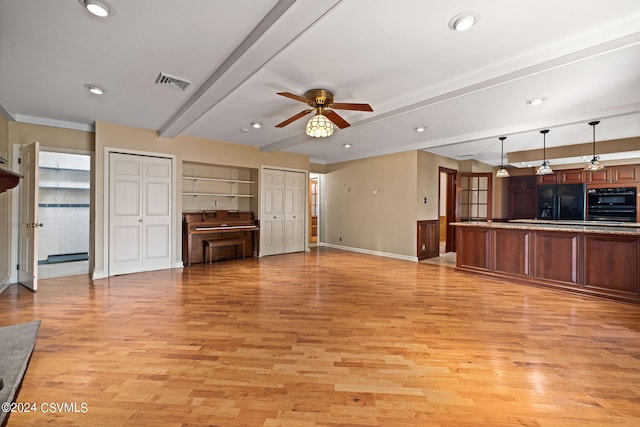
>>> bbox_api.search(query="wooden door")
[456,173,493,222]
[18,142,40,291]
[308,177,318,243]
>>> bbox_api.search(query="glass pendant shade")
[496,167,510,178]
[306,114,334,138]
[535,129,553,175]
[536,161,554,175]
[584,121,603,171]
[496,136,509,178]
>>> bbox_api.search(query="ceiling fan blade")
[324,110,350,129]
[329,102,373,112]
[274,109,313,127]
[277,92,310,104]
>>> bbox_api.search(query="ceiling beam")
[159,0,343,139]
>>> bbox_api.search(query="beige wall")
[93,121,310,277]
[324,151,418,257]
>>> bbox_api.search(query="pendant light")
[496,136,509,178]
[535,129,553,175]
[584,120,603,171]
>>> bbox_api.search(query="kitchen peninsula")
[453,220,640,304]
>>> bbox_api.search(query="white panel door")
[109,153,143,275]
[260,169,286,256]
[109,153,173,275]
[284,171,306,253]
[18,142,40,291]
[142,156,172,271]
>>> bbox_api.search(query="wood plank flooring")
[1,247,640,426]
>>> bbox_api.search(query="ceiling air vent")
[155,72,191,91]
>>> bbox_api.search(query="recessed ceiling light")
[448,12,479,32]
[250,122,262,129]
[343,143,352,148]
[79,0,113,18]
[526,97,547,106]
[84,84,105,95]
[240,128,249,133]
[414,126,426,132]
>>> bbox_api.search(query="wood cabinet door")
[508,176,537,219]
[560,169,585,184]
[612,165,639,183]
[586,169,610,184]
[537,173,559,184]
[417,220,439,260]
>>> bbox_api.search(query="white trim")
[14,114,94,133]
[319,242,418,262]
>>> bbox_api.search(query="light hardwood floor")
[1,247,640,426]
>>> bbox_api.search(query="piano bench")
[203,238,245,264]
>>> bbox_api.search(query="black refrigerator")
[537,183,586,220]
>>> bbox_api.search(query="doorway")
[309,174,319,245]
[439,167,457,254]
[37,151,91,279]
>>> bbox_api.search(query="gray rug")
[0,320,41,427]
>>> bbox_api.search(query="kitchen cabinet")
[586,164,640,185]
[508,175,537,219]
[454,221,640,304]
[536,173,559,185]
[560,169,585,184]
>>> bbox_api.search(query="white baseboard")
[319,242,418,262]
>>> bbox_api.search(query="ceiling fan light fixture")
[584,120,604,171]
[449,12,479,32]
[306,114,334,138]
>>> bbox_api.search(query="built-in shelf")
[182,192,254,198]
[182,176,254,184]
[181,162,258,212]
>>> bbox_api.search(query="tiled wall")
[38,152,90,262]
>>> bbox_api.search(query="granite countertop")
[452,220,640,236]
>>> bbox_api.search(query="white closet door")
[260,169,285,256]
[141,156,172,271]
[109,153,172,275]
[284,171,306,253]
[109,153,143,275]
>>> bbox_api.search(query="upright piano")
[182,210,259,265]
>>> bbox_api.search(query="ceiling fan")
[274,89,373,134]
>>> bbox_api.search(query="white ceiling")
[1,0,639,166]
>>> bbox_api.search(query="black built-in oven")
[587,187,637,222]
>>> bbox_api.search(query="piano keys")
[182,210,259,265]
